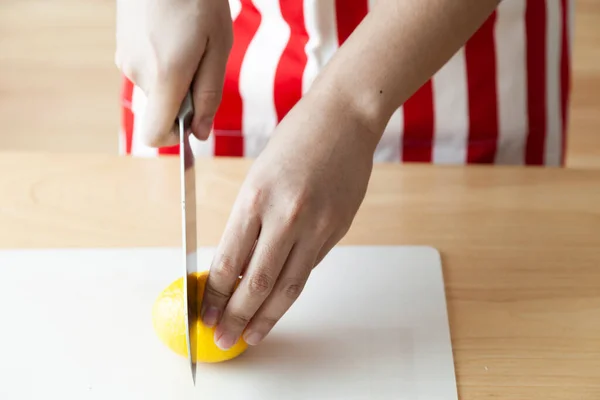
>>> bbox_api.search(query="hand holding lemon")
[152,270,248,363]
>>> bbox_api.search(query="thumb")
[141,73,195,148]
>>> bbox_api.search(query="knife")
[178,91,197,385]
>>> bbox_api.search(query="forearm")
[310,0,501,137]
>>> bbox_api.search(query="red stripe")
[212,1,261,157]
[402,81,435,163]
[274,1,309,122]
[525,0,547,165]
[465,12,499,164]
[121,76,135,155]
[158,144,180,155]
[335,0,368,45]
[560,0,571,166]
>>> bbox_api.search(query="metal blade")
[178,91,197,385]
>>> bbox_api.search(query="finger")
[213,227,295,350]
[190,38,230,141]
[242,242,317,346]
[200,205,261,327]
[141,48,206,148]
[141,78,191,148]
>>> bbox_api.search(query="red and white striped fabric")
[119,0,574,166]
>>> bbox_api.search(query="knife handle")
[177,91,194,130]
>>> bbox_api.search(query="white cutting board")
[0,246,457,399]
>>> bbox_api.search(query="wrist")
[306,75,389,151]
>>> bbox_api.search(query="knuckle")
[212,254,239,281]
[281,279,305,300]
[248,270,274,296]
[142,133,167,148]
[279,188,314,226]
[314,215,332,239]
[142,127,177,148]
[194,90,222,117]
[228,311,251,328]
[239,186,263,215]
[281,198,303,227]
[257,315,279,330]
[143,135,162,148]
[204,282,231,301]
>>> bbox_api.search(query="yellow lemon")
[152,270,248,363]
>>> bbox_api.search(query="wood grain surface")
[0,0,599,167]
[0,152,599,399]
[0,0,120,153]
[569,0,600,168]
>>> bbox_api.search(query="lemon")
[152,270,248,363]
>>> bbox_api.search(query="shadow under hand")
[202,327,415,397]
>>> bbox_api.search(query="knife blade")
[178,91,197,385]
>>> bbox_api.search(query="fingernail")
[215,332,237,350]
[201,306,220,327]
[243,331,264,346]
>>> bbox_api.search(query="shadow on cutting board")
[200,327,417,394]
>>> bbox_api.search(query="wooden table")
[1,152,599,399]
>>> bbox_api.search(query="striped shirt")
[120,0,574,166]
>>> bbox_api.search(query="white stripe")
[239,0,290,157]
[229,0,242,20]
[375,108,403,162]
[432,49,469,164]
[494,0,527,165]
[302,0,338,93]
[545,0,562,166]
[131,86,158,157]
